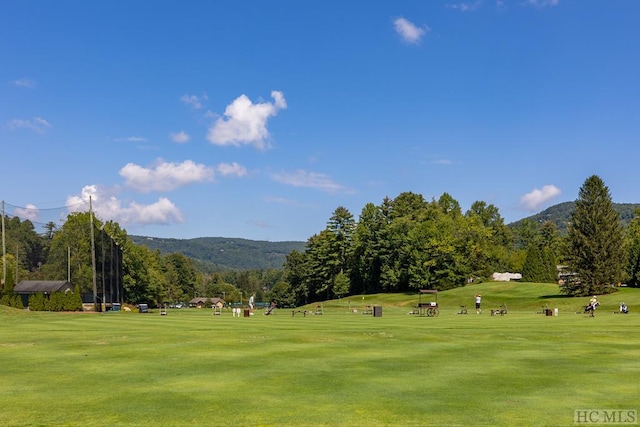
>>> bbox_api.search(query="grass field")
[1,282,639,426]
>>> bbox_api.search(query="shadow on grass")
[539,294,575,299]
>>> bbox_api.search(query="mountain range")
[509,202,640,234]
[129,235,305,271]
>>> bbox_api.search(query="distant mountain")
[130,236,305,271]
[508,202,640,234]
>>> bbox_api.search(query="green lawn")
[1,283,638,426]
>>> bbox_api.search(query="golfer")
[475,294,482,314]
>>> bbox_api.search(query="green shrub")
[46,292,67,311]
[11,295,24,309]
[28,293,46,311]
[64,289,83,311]
[0,294,11,307]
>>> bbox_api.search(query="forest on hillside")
[129,236,305,271]
[509,202,640,235]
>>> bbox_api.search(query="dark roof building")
[14,280,74,294]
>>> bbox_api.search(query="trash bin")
[244,309,250,317]
[111,303,121,312]
[545,309,553,316]
[373,306,382,317]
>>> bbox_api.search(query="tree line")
[1,175,639,310]
[277,175,639,307]
[0,213,282,308]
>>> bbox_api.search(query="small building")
[491,272,522,282]
[210,297,225,308]
[189,297,209,308]
[188,297,226,308]
[14,280,75,307]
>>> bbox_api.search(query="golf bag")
[584,301,599,314]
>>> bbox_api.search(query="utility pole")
[101,228,106,312]
[2,200,5,290]
[90,196,98,311]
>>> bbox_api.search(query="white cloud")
[180,93,208,109]
[120,159,215,193]
[434,159,453,165]
[524,0,559,7]
[263,196,302,207]
[520,184,561,211]
[13,204,39,221]
[11,78,37,88]
[207,91,287,149]
[393,17,429,44]
[271,169,353,194]
[114,136,147,142]
[216,162,247,177]
[8,117,51,133]
[446,2,482,12]
[170,131,190,143]
[66,185,184,226]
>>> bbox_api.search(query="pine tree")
[562,175,625,296]
[522,245,544,282]
[624,208,640,287]
[522,244,557,283]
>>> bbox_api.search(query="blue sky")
[2,0,639,242]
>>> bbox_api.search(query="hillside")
[131,202,639,271]
[508,202,640,234]
[130,236,305,271]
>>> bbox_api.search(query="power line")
[4,201,85,211]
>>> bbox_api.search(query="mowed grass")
[1,283,639,426]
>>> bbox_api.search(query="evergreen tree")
[28,293,46,311]
[521,245,544,282]
[562,175,625,296]
[351,203,386,294]
[11,294,24,309]
[284,250,313,306]
[522,243,557,283]
[333,270,350,298]
[0,293,10,306]
[64,286,84,311]
[624,208,640,287]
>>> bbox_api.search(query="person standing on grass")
[249,293,255,310]
[475,294,482,314]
